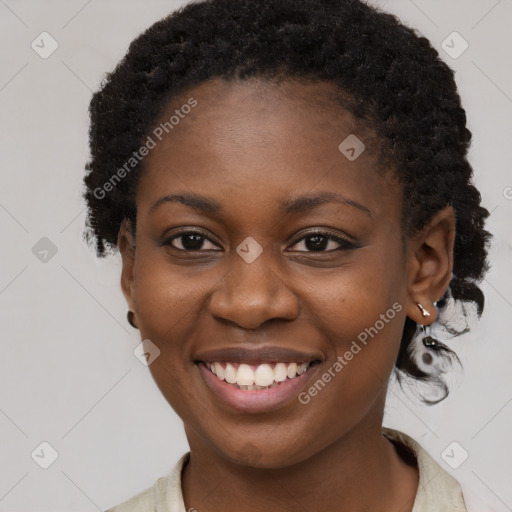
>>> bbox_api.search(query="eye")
[288,230,357,253]
[162,230,221,252]
[162,228,357,254]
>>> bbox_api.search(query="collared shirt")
[105,427,467,512]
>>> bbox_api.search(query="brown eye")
[288,230,357,253]
[163,231,221,252]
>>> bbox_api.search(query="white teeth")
[274,363,288,382]
[214,362,224,380]
[224,363,237,384]
[205,361,313,389]
[237,364,254,385]
[286,363,297,379]
[297,363,308,375]
[254,364,274,386]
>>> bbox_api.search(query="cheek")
[301,243,406,391]
[132,246,210,341]
[298,273,404,441]
[132,248,207,417]
[307,242,405,340]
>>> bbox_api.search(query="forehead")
[136,77,399,222]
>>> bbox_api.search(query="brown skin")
[118,78,455,512]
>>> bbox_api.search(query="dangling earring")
[127,310,137,329]
[421,323,439,348]
[420,323,450,357]
[409,324,438,367]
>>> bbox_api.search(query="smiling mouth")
[200,361,321,390]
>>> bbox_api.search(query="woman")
[83,0,491,510]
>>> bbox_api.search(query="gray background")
[0,0,511,510]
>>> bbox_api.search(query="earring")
[407,323,440,370]
[421,324,439,349]
[420,323,451,355]
[127,310,137,329]
[417,303,431,317]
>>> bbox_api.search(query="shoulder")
[104,452,190,512]
[104,484,155,512]
[383,427,467,512]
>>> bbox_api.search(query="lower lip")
[197,362,319,413]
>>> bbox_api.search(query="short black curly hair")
[83,0,492,403]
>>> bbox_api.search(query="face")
[119,78,444,468]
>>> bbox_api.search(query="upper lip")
[194,346,323,365]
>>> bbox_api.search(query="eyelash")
[161,229,358,253]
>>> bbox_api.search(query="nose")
[208,249,299,330]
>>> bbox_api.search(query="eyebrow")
[148,191,371,217]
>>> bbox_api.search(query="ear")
[405,206,456,324]
[118,218,137,316]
